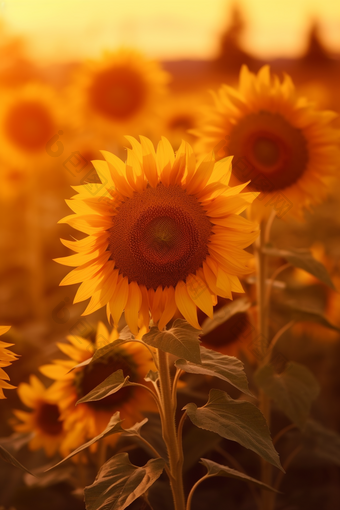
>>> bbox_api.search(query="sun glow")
[2,0,340,62]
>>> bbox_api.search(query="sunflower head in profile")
[0,326,17,399]
[0,83,65,167]
[199,301,254,358]
[69,49,170,142]
[11,375,68,457]
[192,65,340,221]
[56,136,259,333]
[40,322,157,452]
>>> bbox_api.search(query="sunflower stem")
[255,220,273,510]
[157,349,186,510]
[96,438,107,471]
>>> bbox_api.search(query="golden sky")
[1,0,340,61]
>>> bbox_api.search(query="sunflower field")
[1,2,340,510]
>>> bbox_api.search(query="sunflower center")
[252,137,281,168]
[77,353,136,410]
[36,402,63,436]
[88,66,146,120]
[4,101,54,151]
[228,111,308,191]
[108,184,212,290]
[201,312,249,350]
[168,115,194,132]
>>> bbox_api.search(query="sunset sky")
[1,0,340,61]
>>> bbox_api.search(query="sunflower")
[192,65,340,221]
[199,302,254,357]
[158,92,203,150]
[291,245,340,342]
[0,83,66,167]
[0,158,30,201]
[68,49,169,144]
[11,375,70,457]
[0,326,17,399]
[56,136,259,333]
[40,322,156,452]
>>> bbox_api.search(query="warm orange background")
[2,0,340,61]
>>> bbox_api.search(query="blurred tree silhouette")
[214,3,253,73]
[301,21,333,66]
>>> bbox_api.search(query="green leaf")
[84,453,165,510]
[121,418,148,438]
[76,369,131,405]
[302,420,340,466]
[144,370,159,383]
[284,302,340,331]
[183,389,282,470]
[45,412,126,470]
[255,362,320,430]
[143,319,201,363]
[200,458,279,492]
[263,245,335,289]
[0,444,33,475]
[175,346,252,396]
[69,328,135,372]
[201,297,251,336]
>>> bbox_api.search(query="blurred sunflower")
[69,49,169,143]
[11,375,69,457]
[158,92,202,150]
[0,158,29,201]
[0,326,17,399]
[200,305,254,357]
[0,83,65,167]
[193,65,340,221]
[56,136,259,333]
[291,245,340,342]
[40,322,156,452]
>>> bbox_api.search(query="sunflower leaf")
[200,458,279,493]
[175,346,253,396]
[183,428,222,473]
[283,302,340,331]
[201,297,251,336]
[68,330,136,373]
[263,245,335,289]
[121,418,149,437]
[255,362,320,430]
[76,369,131,404]
[45,412,126,470]
[183,389,283,471]
[92,339,129,363]
[302,420,340,466]
[143,319,202,363]
[144,370,159,383]
[84,453,166,510]
[0,432,34,452]
[0,444,33,475]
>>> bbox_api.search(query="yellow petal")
[0,326,11,336]
[186,274,213,318]
[108,276,129,326]
[125,281,142,335]
[95,322,109,349]
[158,287,177,331]
[175,281,201,330]
[82,270,119,315]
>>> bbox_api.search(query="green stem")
[157,349,186,510]
[186,475,210,510]
[255,221,272,510]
